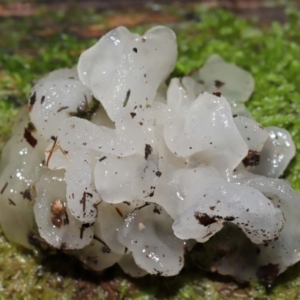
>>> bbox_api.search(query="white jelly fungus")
[0,26,298,282]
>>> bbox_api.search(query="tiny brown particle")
[101,246,110,253]
[155,171,162,177]
[8,198,16,206]
[213,92,221,97]
[153,206,161,214]
[21,189,32,201]
[242,150,260,167]
[57,106,69,113]
[27,122,36,132]
[1,182,8,194]
[144,144,153,160]
[28,92,37,112]
[80,192,87,213]
[51,199,66,216]
[194,212,234,226]
[24,128,37,148]
[115,207,124,218]
[194,212,216,226]
[214,80,225,88]
[51,216,62,228]
[99,156,107,162]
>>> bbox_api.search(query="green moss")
[1,4,300,299]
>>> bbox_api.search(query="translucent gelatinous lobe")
[28,68,93,142]
[250,127,296,178]
[172,177,284,244]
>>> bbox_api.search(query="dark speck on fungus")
[214,80,225,88]
[8,198,16,206]
[194,212,216,226]
[144,144,153,160]
[243,150,260,167]
[1,182,8,194]
[123,89,131,107]
[28,91,37,111]
[21,189,32,201]
[155,171,162,177]
[24,127,37,148]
